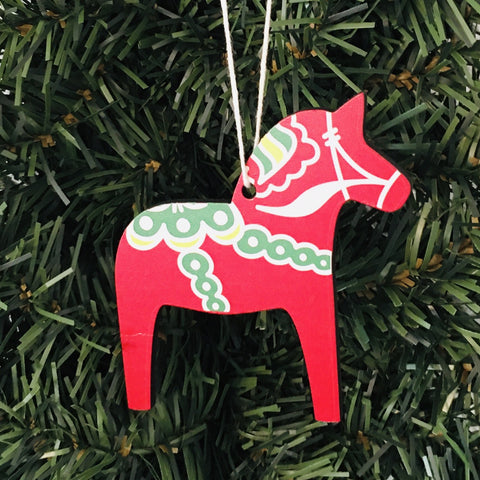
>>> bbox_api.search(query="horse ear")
[334,92,366,128]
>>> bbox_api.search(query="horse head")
[232,93,411,218]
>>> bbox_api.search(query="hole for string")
[242,184,257,199]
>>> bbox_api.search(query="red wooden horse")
[115,93,410,422]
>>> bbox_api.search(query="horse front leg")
[117,291,160,410]
[287,278,341,422]
[115,241,164,410]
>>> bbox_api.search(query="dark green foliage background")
[1,0,480,478]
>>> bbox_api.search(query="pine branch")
[0,0,479,478]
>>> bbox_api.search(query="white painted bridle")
[323,111,401,210]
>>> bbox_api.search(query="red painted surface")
[115,94,411,422]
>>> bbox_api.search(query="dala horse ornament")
[115,93,411,422]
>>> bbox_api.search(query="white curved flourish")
[256,178,390,217]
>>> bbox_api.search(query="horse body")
[115,94,411,422]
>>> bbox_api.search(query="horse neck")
[232,191,345,251]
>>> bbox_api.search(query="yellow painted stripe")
[214,224,241,242]
[261,135,284,164]
[170,238,199,249]
[130,236,152,247]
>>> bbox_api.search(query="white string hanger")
[220,0,273,191]
[253,0,273,149]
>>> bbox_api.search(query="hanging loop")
[220,0,273,190]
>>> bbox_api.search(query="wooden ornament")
[115,93,411,422]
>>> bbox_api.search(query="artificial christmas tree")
[1,0,479,478]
